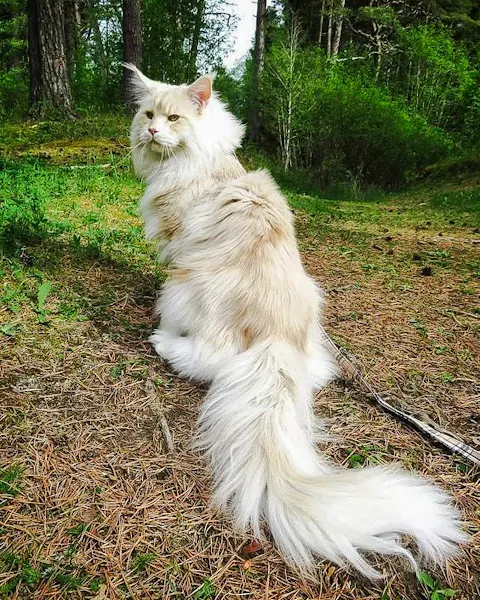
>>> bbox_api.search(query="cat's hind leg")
[149,330,233,383]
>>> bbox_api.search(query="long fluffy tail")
[196,339,468,578]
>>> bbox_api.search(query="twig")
[145,381,174,452]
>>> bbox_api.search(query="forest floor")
[0,120,479,600]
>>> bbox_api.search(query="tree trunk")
[90,1,108,82]
[28,0,75,118]
[318,0,325,47]
[326,1,333,58]
[331,0,345,58]
[188,0,205,81]
[122,0,142,106]
[64,0,77,84]
[372,19,382,81]
[283,22,299,171]
[249,0,267,141]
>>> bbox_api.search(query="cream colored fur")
[128,64,468,579]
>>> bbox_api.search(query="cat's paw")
[149,329,171,358]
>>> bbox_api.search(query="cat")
[127,64,468,579]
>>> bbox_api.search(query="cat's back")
[168,168,305,277]
[210,168,296,242]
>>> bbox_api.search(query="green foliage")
[262,44,450,188]
[0,0,236,114]
[0,464,23,499]
[0,67,28,118]
[385,25,478,136]
[194,577,216,599]
[67,523,89,537]
[417,570,457,600]
[0,552,42,595]
[36,281,51,311]
[0,0,27,117]
[142,0,236,85]
[132,553,157,573]
[347,445,390,468]
[0,550,90,595]
[73,0,123,109]
[0,165,51,247]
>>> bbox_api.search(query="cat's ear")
[188,73,215,111]
[123,63,156,101]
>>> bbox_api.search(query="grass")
[0,464,24,499]
[0,119,479,599]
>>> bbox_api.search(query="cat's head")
[127,65,245,170]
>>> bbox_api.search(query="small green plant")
[417,570,456,600]
[194,577,216,599]
[347,445,389,468]
[67,523,89,537]
[410,318,429,338]
[90,577,103,592]
[0,171,49,247]
[458,349,472,361]
[1,286,27,313]
[132,553,156,573]
[111,359,134,378]
[36,281,52,323]
[0,464,24,499]
[0,552,41,594]
[53,571,85,590]
[0,323,21,336]
[439,372,454,383]
[0,550,90,594]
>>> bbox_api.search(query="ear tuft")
[123,63,156,102]
[188,74,215,111]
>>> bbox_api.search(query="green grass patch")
[0,464,24,499]
[417,570,457,600]
[131,553,157,573]
[193,577,216,599]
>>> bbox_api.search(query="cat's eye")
[168,114,180,122]
[146,111,154,119]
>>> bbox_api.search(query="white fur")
[129,68,469,579]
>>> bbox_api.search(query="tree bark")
[64,0,77,84]
[28,0,75,118]
[122,0,142,106]
[326,1,333,58]
[318,0,325,47]
[249,0,267,141]
[331,0,345,58]
[188,0,206,81]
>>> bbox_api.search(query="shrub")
[0,68,28,119]
[0,164,57,248]
[261,44,451,189]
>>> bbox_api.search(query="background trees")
[0,0,479,189]
[255,0,480,187]
[1,0,236,117]
[122,0,141,105]
[27,0,74,117]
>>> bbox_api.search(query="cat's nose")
[148,127,157,135]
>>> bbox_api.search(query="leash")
[319,326,480,468]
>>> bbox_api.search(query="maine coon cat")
[127,64,467,579]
